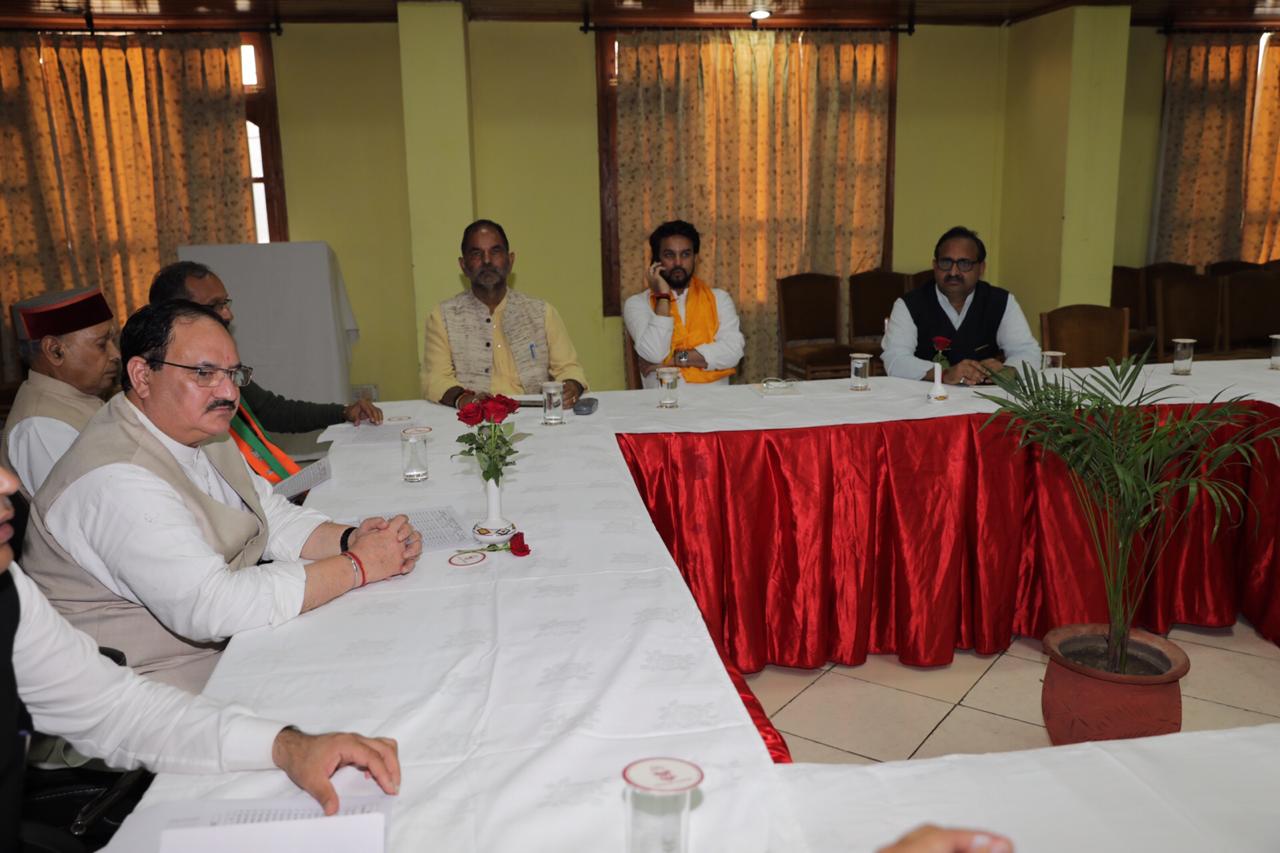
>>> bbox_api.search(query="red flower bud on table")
[482,397,514,424]
[457,401,485,427]
[509,532,531,557]
[932,336,951,351]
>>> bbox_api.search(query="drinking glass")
[541,380,565,425]
[1041,350,1065,385]
[849,353,871,391]
[623,758,702,853]
[1271,334,1280,370]
[656,367,681,408]
[400,426,431,482]
[1171,338,1195,376]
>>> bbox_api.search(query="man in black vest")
[881,226,1040,385]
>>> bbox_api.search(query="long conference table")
[112,360,1280,851]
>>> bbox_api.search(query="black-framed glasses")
[149,360,253,388]
[206,298,233,312]
[936,257,979,273]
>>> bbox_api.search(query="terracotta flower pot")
[1041,624,1190,746]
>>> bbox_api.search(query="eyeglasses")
[936,257,979,273]
[149,360,253,388]
[206,298,233,312]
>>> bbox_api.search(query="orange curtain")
[0,32,253,381]
[615,30,891,381]
[1243,37,1280,263]
[1152,33,1259,268]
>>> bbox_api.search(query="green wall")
[1114,27,1166,267]
[273,23,419,400]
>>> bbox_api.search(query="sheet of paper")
[160,812,383,853]
[272,456,331,500]
[343,506,473,552]
[317,416,419,445]
[748,382,802,397]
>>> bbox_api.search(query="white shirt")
[11,563,284,772]
[623,286,746,389]
[44,400,328,643]
[7,416,79,496]
[881,285,1042,380]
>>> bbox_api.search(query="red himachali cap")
[12,288,114,341]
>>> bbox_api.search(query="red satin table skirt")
[618,407,1280,677]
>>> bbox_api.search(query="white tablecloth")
[779,724,1280,853]
[115,360,1280,851]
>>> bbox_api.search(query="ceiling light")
[749,8,771,20]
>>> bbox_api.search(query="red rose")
[457,401,485,427]
[508,532,531,557]
[495,395,521,417]
[482,397,512,424]
[932,336,951,351]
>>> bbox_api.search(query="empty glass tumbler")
[1041,350,1065,384]
[542,380,565,425]
[1172,338,1196,376]
[656,367,681,408]
[1271,334,1280,370]
[400,426,431,482]
[849,353,872,391]
[623,758,702,853]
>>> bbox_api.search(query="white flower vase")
[473,478,516,545]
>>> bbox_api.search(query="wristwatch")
[675,350,690,367]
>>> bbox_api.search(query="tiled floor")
[746,619,1280,765]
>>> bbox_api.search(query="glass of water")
[656,367,681,408]
[541,380,565,425]
[1041,350,1065,385]
[1270,334,1280,370]
[849,353,871,391]
[400,426,431,482]
[1171,338,1196,376]
[623,758,702,853]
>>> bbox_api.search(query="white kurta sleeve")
[247,467,329,562]
[11,564,284,773]
[7,417,79,497]
[44,464,308,642]
[881,298,935,380]
[996,293,1042,370]
[623,291,676,364]
[693,289,745,371]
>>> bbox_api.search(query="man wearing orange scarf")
[623,220,745,388]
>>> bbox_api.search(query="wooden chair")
[1205,259,1263,280]
[909,269,933,291]
[1140,262,1195,338]
[1040,305,1130,369]
[848,269,907,356]
[778,273,854,380]
[1152,269,1221,360]
[623,326,642,390]
[1223,268,1280,351]
[1111,265,1151,356]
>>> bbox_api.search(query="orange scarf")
[649,276,736,383]
[229,401,301,485]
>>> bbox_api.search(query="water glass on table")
[1041,350,1065,385]
[623,758,702,853]
[1271,334,1280,370]
[849,353,871,391]
[400,426,431,482]
[542,380,565,425]
[656,367,681,408]
[1171,338,1196,376]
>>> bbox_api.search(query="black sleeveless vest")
[902,280,1009,364]
[0,570,28,848]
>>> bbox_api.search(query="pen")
[529,343,536,360]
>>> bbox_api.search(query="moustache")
[206,400,237,413]
[946,276,963,284]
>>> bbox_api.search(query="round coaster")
[386,415,411,423]
[448,551,486,567]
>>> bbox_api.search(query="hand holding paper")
[272,728,401,816]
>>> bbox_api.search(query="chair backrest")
[1040,305,1130,369]
[910,269,933,290]
[1141,262,1196,333]
[777,273,840,344]
[1205,259,1262,279]
[622,325,641,390]
[1153,270,1220,358]
[1110,266,1142,328]
[848,269,907,338]
[9,490,28,565]
[1223,268,1280,348]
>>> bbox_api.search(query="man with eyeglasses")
[881,226,1040,385]
[150,262,382,484]
[20,301,423,691]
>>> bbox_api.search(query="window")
[240,32,288,242]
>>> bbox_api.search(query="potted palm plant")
[982,354,1277,745]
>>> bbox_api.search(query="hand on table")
[345,399,383,425]
[942,360,988,386]
[272,728,400,816]
[350,514,420,582]
[562,379,584,408]
[876,824,1013,853]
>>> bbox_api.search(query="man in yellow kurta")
[423,220,588,410]
[622,220,744,387]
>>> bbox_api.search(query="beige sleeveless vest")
[23,394,270,692]
[440,290,549,393]
[1,372,104,499]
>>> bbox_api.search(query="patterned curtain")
[0,32,253,381]
[1152,33,1259,268]
[1243,36,1280,263]
[615,30,891,381]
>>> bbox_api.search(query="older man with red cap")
[1,288,119,497]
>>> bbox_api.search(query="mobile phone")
[572,397,598,416]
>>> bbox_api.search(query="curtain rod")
[1158,22,1279,34]
[0,12,282,35]
[578,8,914,36]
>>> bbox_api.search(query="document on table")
[342,506,473,552]
[317,418,421,446]
[108,794,391,853]
[272,457,331,500]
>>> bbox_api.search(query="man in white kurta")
[1,287,119,497]
[622,220,744,388]
[20,301,422,692]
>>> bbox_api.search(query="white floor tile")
[830,650,997,703]
[912,706,1051,760]
[743,665,828,716]
[1179,641,1280,717]
[960,654,1047,726]
[1180,695,1280,732]
[781,731,878,765]
[1004,635,1049,664]
[1168,618,1280,662]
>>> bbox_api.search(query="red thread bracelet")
[344,551,367,587]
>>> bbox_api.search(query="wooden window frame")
[241,31,289,242]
